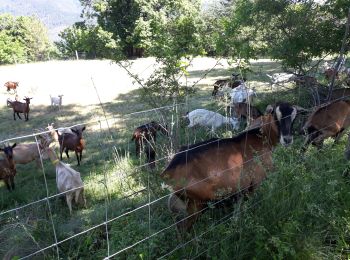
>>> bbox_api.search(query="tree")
[78,0,206,108]
[0,14,52,64]
[79,0,205,58]
[220,0,350,73]
[200,0,234,56]
[56,22,120,59]
[0,31,26,64]
[16,16,52,61]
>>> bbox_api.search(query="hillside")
[0,0,83,41]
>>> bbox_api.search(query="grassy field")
[0,57,350,259]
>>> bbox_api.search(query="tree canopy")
[218,0,350,72]
[56,22,119,59]
[0,14,52,64]
[79,0,205,58]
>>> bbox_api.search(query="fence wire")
[1,66,349,259]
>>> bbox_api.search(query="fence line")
[2,76,348,258]
[1,103,313,218]
[18,109,343,259]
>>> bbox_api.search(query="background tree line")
[0,14,53,64]
[1,0,349,73]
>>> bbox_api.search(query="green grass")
[1,58,350,259]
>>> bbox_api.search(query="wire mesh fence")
[1,58,350,259]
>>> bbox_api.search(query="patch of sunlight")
[84,156,144,201]
[324,137,335,146]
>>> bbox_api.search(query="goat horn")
[294,105,310,112]
[265,104,274,114]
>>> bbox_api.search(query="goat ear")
[294,105,310,114]
[265,104,274,114]
[11,143,16,149]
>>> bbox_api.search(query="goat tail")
[131,134,136,141]
[6,99,12,108]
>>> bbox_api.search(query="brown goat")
[8,97,32,121]
[161,103,299,232]
[324,68,339,81]
[212,78,245,97]
[227,102,262,122]
[302,99,350,150]
[57,126,86,166]
[0,143,17,191]
[293,75,318,87]
[131,121,168,168]
[319,88,350,103]
[4,81,18,92]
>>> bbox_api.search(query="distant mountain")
[0,0,83,41]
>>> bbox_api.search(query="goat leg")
[16,112,22,120]
[334,128,345,143]
[13,112,16,120]
[146,144,156,169]
[135,140,141,156]
[65,148,70,159]
[75,151,80,166]
[59,146,64,160]
[66,194,73,215]
[4,179,11,191]
[10,175,15,190]
[345,133,350,160]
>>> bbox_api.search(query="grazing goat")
[46,123,74,143]
[293,75,318,87]
[212,79,244,97]
[50,95,63,110]
[266,73,296,84]
[227,102,262,122]
[7,97,32,121]
[230,83,256,104]
[131,121,168,168]
[302,99,350,150]
[185,109,239,132]
[4,81,18,92]
[212,73,246,97]
[13,141,52,167]
[324,68,339,81]
[0,143,17,191]
[47,148,86,214]
[57,126,86,166]
[319,88,350,103]
[162,103,300,232]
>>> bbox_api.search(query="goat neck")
[47,148,59,165]
[0,144,16,171]
[259,114,279,147]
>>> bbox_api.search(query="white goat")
[50,95,63,110]
[47,148,86,214]
[186,109,239,132]
[266,73,296,84]
[230,83,256,104]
